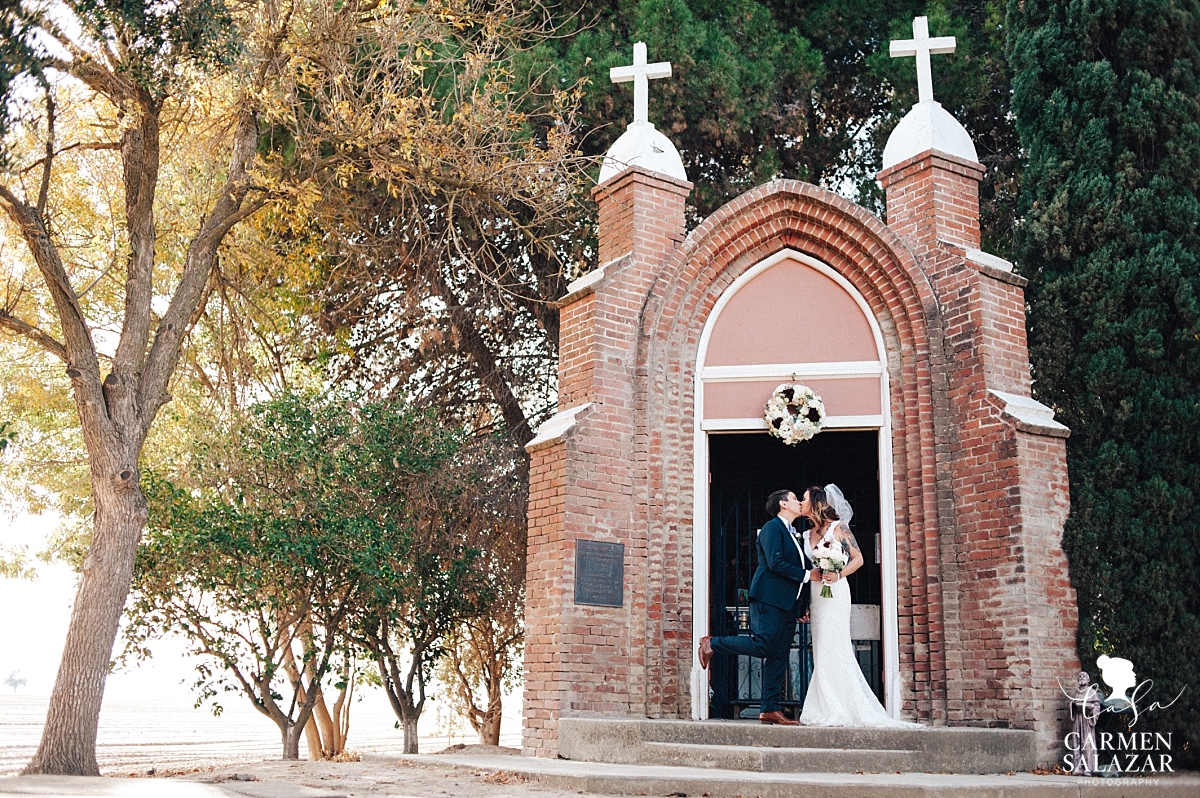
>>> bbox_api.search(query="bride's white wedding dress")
[800,523,918,728]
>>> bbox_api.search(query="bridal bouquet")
[811,539,849,598]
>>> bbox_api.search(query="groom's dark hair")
[765,489,792,517]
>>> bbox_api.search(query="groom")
[698,489,815,725]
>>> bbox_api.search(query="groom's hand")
[798,611,810,623]
[809,568,822,582]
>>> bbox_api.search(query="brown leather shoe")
[758,710,799,726]
[698,636,714,670]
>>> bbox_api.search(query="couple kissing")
[698,486,918,728]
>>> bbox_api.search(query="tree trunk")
[283,723,302,760]
[22,476,147,775]
[311,693,336,755]
[302,714,323,761]
[401,715,419,755]
[330,676,352,755]
[479,664,504,746]
[478,708,502,746]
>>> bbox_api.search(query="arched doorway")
[690,248,900,720]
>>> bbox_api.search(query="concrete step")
[412,752,1200,798]
[558,718,1039,774]
[642,740,919,772]
[635,719,943,748]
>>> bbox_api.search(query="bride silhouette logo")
[1097,655,1137,706]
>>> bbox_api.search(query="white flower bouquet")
[810,538,849,598]
[764,383,827,445]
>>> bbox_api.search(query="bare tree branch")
[430,266,532,445]
[36,88,55,217]
[0,182,108,435]
[0,309,67,361]
[20,142,121,176]
[138,109,263,434]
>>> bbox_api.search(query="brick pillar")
[879,152,1080,765]
[522,166,691,756]
[878,150,984,251]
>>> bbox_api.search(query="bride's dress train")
[800,552,919,727]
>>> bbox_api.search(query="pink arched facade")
[630,181,947,726]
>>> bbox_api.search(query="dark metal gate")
[708,431,884,720]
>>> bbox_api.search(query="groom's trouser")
[710,597,801,714]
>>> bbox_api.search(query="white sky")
[0,510,199,701]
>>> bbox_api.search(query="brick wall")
[880,152,1080,765]
[522,168,690,755]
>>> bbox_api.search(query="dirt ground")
[146,746,614,798]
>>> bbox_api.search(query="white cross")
[610,42,672,125]
[889,16,956,104]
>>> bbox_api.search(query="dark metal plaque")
[574,539,624,607]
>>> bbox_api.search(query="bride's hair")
[804,486,841,526]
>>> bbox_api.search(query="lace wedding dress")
[800,522,918,728]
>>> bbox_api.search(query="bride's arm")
[835,523,865,578]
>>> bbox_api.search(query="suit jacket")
[749,515,812,612]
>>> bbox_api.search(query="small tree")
[437,437,526,746]
[4,671,26,694]
[343,405,491,754]
[128,395,371,759]
[127,392,481,758]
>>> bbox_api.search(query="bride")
[798,484,918,728]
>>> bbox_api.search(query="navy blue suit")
[711,515,811,713]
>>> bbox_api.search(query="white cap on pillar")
[598,42,688,184]
[882,17,978,169]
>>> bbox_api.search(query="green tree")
[127,396,369,761]
[346,409,497,754]
[123,396,477,758]
[526,2,1017,244]
[1009,0,1200,762]
[127,393,490,758]
[531,0,823,216]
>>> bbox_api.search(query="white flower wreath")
[764,383,827,445]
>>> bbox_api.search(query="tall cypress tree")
[1009,0,1200,762]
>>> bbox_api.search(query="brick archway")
[632,180,953,723]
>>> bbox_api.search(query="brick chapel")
[522,21,1081,765]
